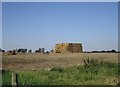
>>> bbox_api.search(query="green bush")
[50,67,64,72]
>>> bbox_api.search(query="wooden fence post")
[12,73,14,86]
[12,73,18,87]
[15,74,18,87]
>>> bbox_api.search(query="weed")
[50,67,64,72]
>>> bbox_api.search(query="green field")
[2,53,120,85]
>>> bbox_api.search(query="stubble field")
[2,53,120,85]
[2,53,118,71]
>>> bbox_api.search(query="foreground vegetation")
[2,59,120,85]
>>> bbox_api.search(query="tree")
[25,49,27,53]
[17,48,27,54]
[17,49,21,53]
[2,50,5,52]
[35,50,39,53]
[101,50,106,53]
[38,48,41,53]
[35,48,42,53]
[50,49,54,53]
[111,49,116,53]
[0,48,2,52]
[46,51,50,54]
[28,49,32,53]
[41,48,45,53]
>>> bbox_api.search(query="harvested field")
[2,53,119,71]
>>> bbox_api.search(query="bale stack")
[54,43,83,53]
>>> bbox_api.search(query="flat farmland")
[2,53,120,85]
[2,53,119,71]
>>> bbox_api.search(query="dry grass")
[2,53,119,71]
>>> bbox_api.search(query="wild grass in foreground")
[2,59,120,85]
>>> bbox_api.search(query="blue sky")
[0,2,1,50]
[2,2,118,51]
[2,0,120,2]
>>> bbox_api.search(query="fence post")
[15,74,18,87]
[12,73,14,86]
[12,73,18,87]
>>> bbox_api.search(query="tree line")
[0,48,119,53]
[84,49,119,53]
[0,48,53,54]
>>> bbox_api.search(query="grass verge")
[2,60,119,85]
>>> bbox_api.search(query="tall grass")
[2,59,119,85]
[2,70,12,85]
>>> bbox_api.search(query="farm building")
[54,43,83,53]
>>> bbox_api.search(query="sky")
[1,0,120,2]
[2,2,118,51]
[0,2,2,50]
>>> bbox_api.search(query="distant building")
[54,43,83,53]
